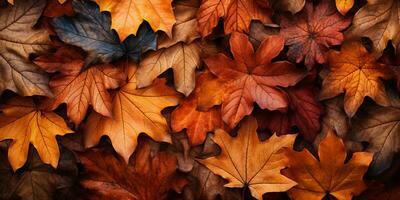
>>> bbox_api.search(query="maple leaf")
[197,0,272,37]
[256,76,323,142]
[171,71,227,146]
[335,0,354,15]
[204,33,305,128]
[248,21,279,49]
[346,0,400,57]
[137,42,202,96]
[199,117,297,200]
[0,147,78,200]
[0,97,73,171]
[34,47,125,126]
[95,0,176,41]
[84,61,180,162]
[52,0,157,64]
[320,41,393,117]
[79,138,187,200]
[350,104,400,175]
[0,0,52,97]
[283,130,373,200]
[158,0,201,48]
[280,0,351,69]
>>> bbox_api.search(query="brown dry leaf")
[158,0,201,48]
[84,61,180,163]
[197,0,272,37]
[280,0,351,69]
[248,21,279,49]
[34,47,125,125]
[96,0,176,41]
[137,42,202,96]
[204,32,305,128]
[346,0,400,57]
[171,71,226,146]
[0,97,73,171]
[320,41,393,117]
[8,0,66,4]
[351,104,400,175]
[79,138,187,200]
[198,117,297,200]
[43,0,74,17]
[335,0,354,15]
[284,130,373,200]
[195,70,227,111]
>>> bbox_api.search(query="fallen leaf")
[137,42,201,96]
[171,72,226,146]
[35,47,125,125]
[320,41,393,117]
[351,104,400,175]
[0,146,78,200]
[197,0,272,37]
[79,138,187,200]
[280,0,351,69]
[0,97,73,171]
[357,182,400,200]
[204,32,305,128]
[199,117,297,200]
[248,21,279,49]
[284,130,373,200]
[52,0,156,64]
[0,0,52,97]
[335,0,354,15]
[158,0,201,48]
[346,0,400,57]
[195,70,227,111]
[96,0,176,41]
[256,77,323,142]
[84,61,180,163]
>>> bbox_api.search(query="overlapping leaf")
[0,0,52,97]
[34,47,126,125]
[95,0,176,41]
[79,139,187,200]
[199,117,297,200]
[346,0,400,57]
[52,0,157,64]
[0,97,73,170]
[197,0,272,37]
[280,0,351,68]
[320,42,393,117]
[203,32,305,128]
[84,61,180,162]
[284,131,373,200]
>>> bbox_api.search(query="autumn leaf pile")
[1,0,400,199]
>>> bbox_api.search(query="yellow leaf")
[0,97,73,171]
[96,0,176,41]
[335,0,354,15]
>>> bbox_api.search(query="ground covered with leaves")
[0,0,400,199]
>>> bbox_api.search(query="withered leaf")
[351,104,400,175]
[79,138,187,200]
[0,97,73,171]
[0,0,52,97]
[84,61,180,163]
[320,41,393,117]
[280,0,351,69]
[204,32,305,128]
[346,0,400,57]
[35,47,125,126]
[95,0,176,41]
[199,117,297,200]
[284,130,373,200]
